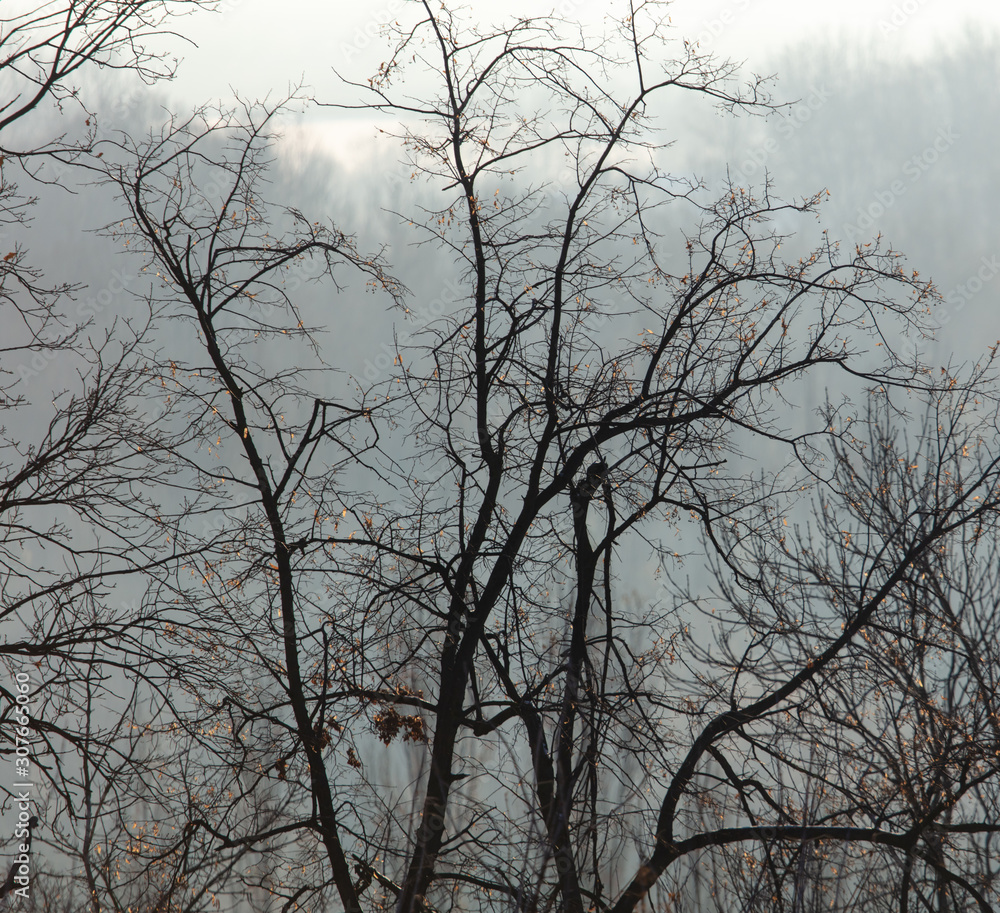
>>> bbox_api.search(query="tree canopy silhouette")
[6,3,1000,913]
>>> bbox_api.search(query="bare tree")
[24,3,1000,913]
[0,0,212,150]
[0,3,228,909]
[0,0,215,309]
[96,95,407,913]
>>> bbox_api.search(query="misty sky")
[10,2,997,365]
[93,0,999,377]
[12,0,1000,593]
[5,3,1000,897]
[171,0,1000,105]
[10,0,995,568]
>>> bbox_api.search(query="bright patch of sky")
[161,0,998,166]
[173,0,998,101]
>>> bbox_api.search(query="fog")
[3,3,1000,907]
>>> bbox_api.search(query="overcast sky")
[170,0,1000,107]
[8,0,989,400]
[6,0,1000,868]
[101,0,995,593]
[9,0,998,450]
[5,2,1000,897]
[134,0,999,364]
